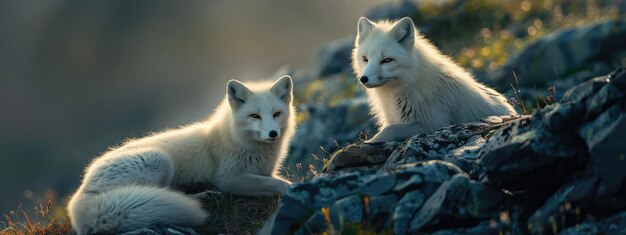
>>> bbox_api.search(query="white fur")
[352,17,517,142]
[67,76,296,234]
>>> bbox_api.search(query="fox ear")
[227,79,252,108]
[357,17,374,44]
[271,75,293,103]
[390,17,415,48]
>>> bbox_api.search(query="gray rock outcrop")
[264,67,626,234]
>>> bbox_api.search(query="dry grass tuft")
[197,193,279,235]
[178,183,281,235]
[1,202,72,235]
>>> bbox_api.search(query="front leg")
[367,122,426,143]
[214,173,291,197]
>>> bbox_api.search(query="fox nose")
[360,76,369,84]
[269,130,278,138]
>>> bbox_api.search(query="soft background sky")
[0,0,386,213]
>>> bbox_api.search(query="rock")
[323,142,401,172]
[265,161,463,235]
[118,225,200,235]
[268,67,626,234]
[526,164,626,234]
[324,115,522,177]
[481,67,626,193]
[312,36,355,78]
[407,174,510,233]
[559,211,626,235]
[268,160,511,235]
[484,67,626,234]
[612,66,626,91]
[527,170,601,234]
[393,116,520,178]
[478,110,589,191]
[490,20,626,90]
[560,74,612,104]
[283,98,375,177]
[431,220,524,235]
[483,67,626,233]
[578,68,626,193]
[580,102,626,186]
[394,191,425,233]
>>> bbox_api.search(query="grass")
[1,202,72,235]
[1,184,282,235]
[283,160,322,183]
[508,70,558,115]
[197,193,280,235]
[178,183,281,235]
[510,71,529,115]
[190,163,325,234]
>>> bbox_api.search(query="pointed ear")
[390,17,415,48]
[271,75,293,103]
[357,17,374,44]
[226,79,252,109]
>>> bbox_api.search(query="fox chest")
[379,90,449,128]
[233,151,276,175]
[379,93,419,125]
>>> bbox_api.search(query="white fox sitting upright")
[352,17,518,142]
[67,75,296,234]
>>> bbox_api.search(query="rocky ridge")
[263,67,626,234]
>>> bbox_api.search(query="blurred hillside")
[0,0,382,215]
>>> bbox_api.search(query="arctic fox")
[352,17,517,142]
[67,75,296,234]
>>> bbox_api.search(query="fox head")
[226,75,294,144]
[352,17,417,88]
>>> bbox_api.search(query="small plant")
[534,85,557,112]
[509,71,558,115]
[510,71,529,115]
[1,201,72,235]
[284,150,329,183]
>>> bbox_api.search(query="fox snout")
[269,130,278,138]
[359,75,394,88]
[360,76,369,84]
[260,129,280,142]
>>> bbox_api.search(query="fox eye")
[362,56,368,62]
[250,114,261,119]
[381,58,394,64]
[273,112,281,118]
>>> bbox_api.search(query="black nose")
[269,130,278,138]
[360,76,369,84]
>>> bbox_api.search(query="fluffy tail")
[68,186,207,235]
